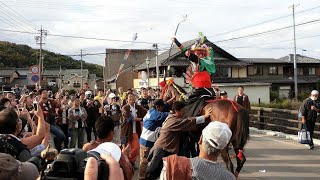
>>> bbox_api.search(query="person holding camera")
[83,116,133,180]
[84,91,101,143]
[68,98,88,149]
[57,98,70,149]
[39,88,65,152]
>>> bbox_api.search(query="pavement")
[237,131,320,180]
[132,131,320,180]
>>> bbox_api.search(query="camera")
[41,148,109,180]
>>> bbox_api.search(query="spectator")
[146,101,212,179]
[84,91,101,142]
[121,93,147,166]
[21,85,29,95]
[82,82,91,92]
[159,121,235,180]
[0,105,45,162]
[57,99,70,149]
[94,89,105,116]
[213,84,221,99]
[0,98,11,111]
[0,153,39,180]
[13,84,21,99]
[138,87,152,110]
[233,86,251,110]
[39,88,65,152]
[220,91,228,99]
[68,98,88,149]
[105,93,122,145]
[300,90,319,150]
[82,116,133,180]
[139,99,169,180]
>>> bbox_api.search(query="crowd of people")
[0,81,251,179]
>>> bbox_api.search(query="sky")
[0,0,320,66]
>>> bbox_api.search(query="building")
[134,38,320,103]
[104,49,156,90]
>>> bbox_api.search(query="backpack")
[0,134,31,161]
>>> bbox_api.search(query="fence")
[250,106,320,135]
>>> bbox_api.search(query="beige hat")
[202,121,232,150]
[0,153,39,180]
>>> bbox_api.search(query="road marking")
[251,134,309,148]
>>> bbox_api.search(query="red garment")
[129,133,140,164]
[163,155,192,180]
[192,71,212,88]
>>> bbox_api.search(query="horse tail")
[235,107,250,149]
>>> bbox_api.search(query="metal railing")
[250,106,320,135]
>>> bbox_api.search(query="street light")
[146,57,150,87]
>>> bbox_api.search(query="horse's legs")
[220,145,234,173]
[232,141,247,177]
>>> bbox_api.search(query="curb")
[249,127,320,146]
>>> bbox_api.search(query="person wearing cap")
[300,90,320,149]
[159,121,235,180]
[233,86,251,110]
[139,99,169,180]
[0,153,39,180]
[83,116,133,180]
[138,87,152,110]
[121,93,147,166]
[220,91,228,99]
[146,101,212,179]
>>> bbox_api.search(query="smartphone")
[33,101,38,111]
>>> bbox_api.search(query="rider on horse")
[172,35,216,102]
[171,34,216,115]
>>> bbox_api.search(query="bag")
[298,124,311,144]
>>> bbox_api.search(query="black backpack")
[0,134,31,162]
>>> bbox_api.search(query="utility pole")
[35,26,47,88]
[153,43,159,87]
[80,49,84,89]
[289,4,299,100]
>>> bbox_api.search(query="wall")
[134,77,186,89]
[217,83,270,103]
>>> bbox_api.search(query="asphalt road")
[133,132,320,180]
[237,132,320,180]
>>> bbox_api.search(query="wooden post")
[258,109,265,129]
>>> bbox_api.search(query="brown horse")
[162,82,250,178]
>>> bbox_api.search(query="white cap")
[85,91,93,95]
[108,93,116,99]
[89,142,121,162]
[202,121,232,150]
[311,90,319,95]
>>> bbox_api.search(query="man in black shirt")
[300,90,320,149]
[138,87,152,110]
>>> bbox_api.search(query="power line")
[207,4,320,38]
[212,18,320,44]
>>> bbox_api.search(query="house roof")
[42,69,66,76]
[239,58,283,64]
[279,54,320,64]
[135,38,242,70]
[0,69,20,77]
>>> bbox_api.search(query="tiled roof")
[135,38,241,70]
[0,69,19,77]
[239,58,283,64]
[42,69,66,76]
[279,54,320,64]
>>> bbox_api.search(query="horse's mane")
[171,82,187,95]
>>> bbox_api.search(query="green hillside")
[0,41,103,77]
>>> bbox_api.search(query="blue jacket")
[139,108,169,148]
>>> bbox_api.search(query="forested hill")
[0,41,103,77]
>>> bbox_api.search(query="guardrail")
[250,106,320,135]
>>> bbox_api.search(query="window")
[254,66,263,75]
[269,66,278,75]
[298,68,303,76]
[215,67,231,77]
[73,80,81,87]
[308,67,315,75]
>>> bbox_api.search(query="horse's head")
[162,83,187,102]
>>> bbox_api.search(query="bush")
[270,91,280,101]
[252,99,302,110]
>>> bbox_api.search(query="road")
[133,131,320,180]
[238,132,320,180]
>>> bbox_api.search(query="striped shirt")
[190,157,235,180]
